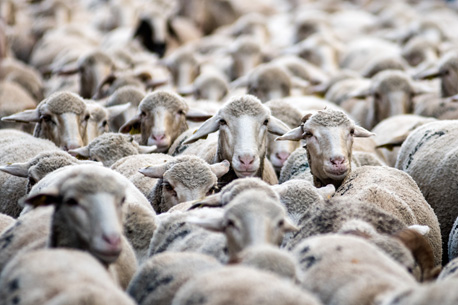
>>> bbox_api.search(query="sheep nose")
[239,154,255,165]
[330,156,345,166]
[152,134,166,141]
[275,151,290,162]
[102,233,121,249]
[62,143,80,151]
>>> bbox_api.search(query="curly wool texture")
[106,86,145,107]
[87,133,140,166]
[218,177,279,207]
[163,156,217,189]
[265,100,302,128]
[222,95,267,117]
[307,109,351,127]
[139,91,189,113]
[39,91,86,115]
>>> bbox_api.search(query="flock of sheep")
[2,0,458,304]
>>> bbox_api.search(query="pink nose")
[152,134,166,141]
[276,151,290,162]
[102,233,121,249]
[239,154,255,166]
[330,156,345,166]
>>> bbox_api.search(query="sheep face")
[277,110,373,187]
[120,91,210,153]
[230,38,262,80]
[247,66,292,103]
[189,190,297,258]
[25,171,126,265]
[84,104,109,143]
[267,132,299,175]
[78,54,113,99]
[184,95,290,179]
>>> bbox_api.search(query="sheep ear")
[187,215,225,232]
[107,103,131,119]
[412,82,436,95]
[375,134,407,151]
[138,145,157,154]
[68,146,90,159]
[119,115,141,134]
[183,115,220,145]
[210,160,230,178]
[138,164,168,178]
[283,217,298,232]
[56,63,79,76]
[267,116,291,136]
[290,77,311,90]
[316,184,335,200]
[230,75,248,89]
[185,109,213,122]
[408,225,430,236]
[0,162,30,177]
[145,78,170,90]
[349,86,371,99]
[178,85,195,96]
[2,109,40,123]
[353,126,374,138]
[23,189,60,207]
[414,67,441,80]
[275,127,303,142]
[188,194,222,210]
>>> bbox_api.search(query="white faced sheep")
[111,154,229,213]
[0,249,136,305]
[0,130,59,217]
[264,100,302,176]
[176,95,290,185]
[2,91,89,150]
[276,109,374,188]
[69,132,157,167]
[171,266,323,305]
[344,70,432,130]
[396,120,458,264]
[120,90,211,153]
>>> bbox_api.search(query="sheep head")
[276,109,373,188]
[2,91,88,151]
[24,167,126,265]
[119,91,211,153]
[183,95,290,179]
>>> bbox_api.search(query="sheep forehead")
[78,51,112,67]
[251,66,290,85]
[86,104,108,122]
[373,71,411,93]
[307,109,352,128]
[39,92,86,115]
[221,95,268,118]
[89,133,138,154]
[226,191,284,217]
[60,172,125,197]
[28,151,75,167]
[164,158,216,189]
[139,91,188,113]
[108,86,144,106]
[30,157,78,179]
[195,74,227,89]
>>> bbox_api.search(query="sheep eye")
[443,69,450,76]
[350,129,355,135]
[263,119,269,126]
[120,197,126,205]
[374,92,381,99]
[102,120,108,127]
[66,198,78,206]
[140,111,146,117]
[163,183,177,197]
[177,109,185,116]
[206,185,218,196]
[41,115,54,124]
[278,220,285,227]
[226,219,235,228]
[219,119,227,126]
[304,131,313,137]
[84,114,90,121]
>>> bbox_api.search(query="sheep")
[175,95,290,185]
[0,130,59,217]
[343,70,433,130]
[415,51,458,97]
[127,252,223,305]
[179,70,229,102]
[0,249,136,305]
[171,266,323,305]
[69,132,157,167]
[246,64,292,103]
[292,234,418,305]
[0,81,37,133]
[276,109,374,188]
[2,91,89,150]
[104,86,145,132]
[111,154,229,213]
[0,213,14,235]
[163,46,199,90]
[228,36,263,80]
[371,115,437,167]
[401,36,439,68]
[333,166,442,267]
[119,90,211,153]
[395,120,458,263]
[188,189,297,260]
[264,100,303,176]
[286,196,438,279]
